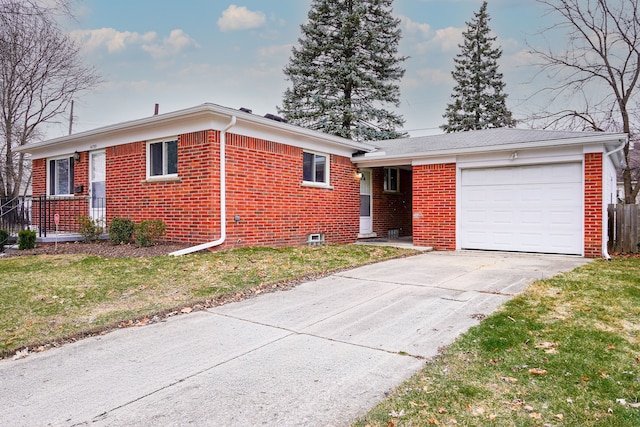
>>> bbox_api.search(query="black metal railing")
[31,196,108,237]
[0,197,32,237]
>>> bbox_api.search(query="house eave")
[353,133,628,166]
[17,103,377,158]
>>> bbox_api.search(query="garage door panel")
[460,163,582,255]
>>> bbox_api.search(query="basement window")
[148,138,178,179]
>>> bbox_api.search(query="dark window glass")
[315,154,326,183]
[360,194,371,216]
[167,140,178,174]
[303,152,314,182]
[49,157,74,195]
[150,142,164,176]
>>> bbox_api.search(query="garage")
[459,163,583,255]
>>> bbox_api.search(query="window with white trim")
[384,167,399,192]
[48,156,74,196]
[148,139,178,178]
[303,151,329,185]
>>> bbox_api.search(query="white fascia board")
[353,133,628,166]
[412,156,457,166]
[353,158,413,168]
[17,103,376,159]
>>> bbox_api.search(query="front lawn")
[355,257,640,426]
[0,244,416,358]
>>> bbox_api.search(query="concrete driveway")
[0,251,588,426]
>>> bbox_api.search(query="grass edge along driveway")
[354,257,640,427]
[0,244,417,359]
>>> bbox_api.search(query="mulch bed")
[1,240,194,258]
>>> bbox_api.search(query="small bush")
[77,215,103,243]
[109,217,135,244]
[134,219,166,247]
[0,229,9,252]
[18,229,36,250]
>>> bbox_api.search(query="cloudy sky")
[54,0,560,139]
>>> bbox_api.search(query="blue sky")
[54,0,557,139]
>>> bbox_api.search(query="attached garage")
[459,163,583,255]
[354,128,627,258]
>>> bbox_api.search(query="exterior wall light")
[73,151,81,162]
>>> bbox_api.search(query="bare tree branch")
[0,0,99,198]
[528,0,640,203]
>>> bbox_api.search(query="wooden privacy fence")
[608,204,639,253]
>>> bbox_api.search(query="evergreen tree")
[279,0,407,141]
[441,1,515,133]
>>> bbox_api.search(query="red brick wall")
[31,129,360,246]
[106,130,221,243]
[584,152,603,258]
[412,163,456,250]
[223,133,360,248]
[371,168,412,238]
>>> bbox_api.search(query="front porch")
[0,195,107,243]
[358,166,414,242]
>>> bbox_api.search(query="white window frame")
[384,167,400,193]
[47,155,75,196]
[147,138,178,180]
[302,150,331,187]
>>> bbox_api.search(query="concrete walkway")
[0,251,588,426]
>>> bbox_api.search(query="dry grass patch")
[1,244,417,358]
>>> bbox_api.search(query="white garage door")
[459,163,583,255]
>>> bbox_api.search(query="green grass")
[0,244,416,358]
[355,257,640,427]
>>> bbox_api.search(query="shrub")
[109,217,135,244]
[77,215,103,243]
[18,229,36,250]
[0,229,9,252]
[134,219,166,247]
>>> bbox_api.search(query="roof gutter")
[602,137,628,260]
[170,115,237,256]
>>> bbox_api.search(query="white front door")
[359,170,373,235]
[89,151,106,226]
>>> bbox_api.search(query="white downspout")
[170,115,237,256]
[602,138,628,260]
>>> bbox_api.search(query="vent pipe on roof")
[154,104,159,115]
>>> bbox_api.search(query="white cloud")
[71,28,198,59]
[217,5,267,32]
[71,28,156,53]
[431,27,463,52]
[401,16,432,38]
[142,29,199,59]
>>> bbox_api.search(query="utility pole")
[68,100,74,135]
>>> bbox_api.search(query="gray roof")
[368,128,622,157]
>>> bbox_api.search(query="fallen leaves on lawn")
[388,409,405,418]
[497,373,518,383]
[528,368,548,375]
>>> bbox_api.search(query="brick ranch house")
[17,103,626,258]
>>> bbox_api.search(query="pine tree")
[441,1,515,133]
[279,0,407,141]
